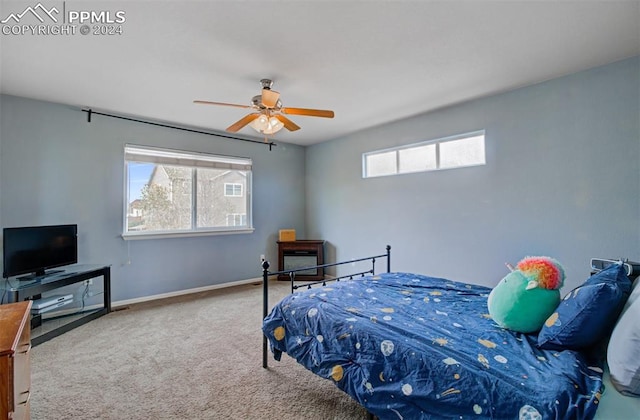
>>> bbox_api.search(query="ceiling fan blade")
[274,114,301,131]
[226,113,260,132]
[193,100,251,109]
[261,89,280,108]
[281,107,334,118]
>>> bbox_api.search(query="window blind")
[125,145,252,171]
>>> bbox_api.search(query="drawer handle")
[17,390,31,406]
[18,343,32,354]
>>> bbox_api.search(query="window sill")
[122,228,255,240]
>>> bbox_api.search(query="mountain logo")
[1,2,60,24]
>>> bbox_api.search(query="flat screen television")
[2,224,78,279]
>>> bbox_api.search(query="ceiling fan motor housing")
[252,95,281,110]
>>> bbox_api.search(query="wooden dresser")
[0,301,32,420]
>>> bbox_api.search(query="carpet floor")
[30,280,368,419]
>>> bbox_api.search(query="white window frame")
[362,130,486,178]
[123,144,254,239]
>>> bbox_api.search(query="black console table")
[0,265,111,345]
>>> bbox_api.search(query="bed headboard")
[591,258,640,280]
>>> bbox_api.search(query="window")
[224,183,243,197]
[363,131,485,178]
[124,145,253,238]
[226,213,246,226]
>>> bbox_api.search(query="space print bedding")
[262,272,604,419]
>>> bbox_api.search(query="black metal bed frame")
[262,245,391,370]
[258,253,639,420]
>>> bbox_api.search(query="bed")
[261,246,638,419]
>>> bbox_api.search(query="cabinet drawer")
[14,323,31,396]
[12,393,29,420]
[13,401,31,420]
[14,322,31,420]
[14,344,30,406]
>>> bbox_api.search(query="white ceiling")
[1,1,639,146]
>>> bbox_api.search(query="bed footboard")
[262,245,391,369]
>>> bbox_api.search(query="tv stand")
[17,269,64,281]
[1,265,111,345]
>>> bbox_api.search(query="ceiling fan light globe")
[268,117,284,131]
[249,114,269,132]
[261,118,285,135]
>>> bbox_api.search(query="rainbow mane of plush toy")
[516,256,565,290]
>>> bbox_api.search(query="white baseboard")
[111,276,268,309]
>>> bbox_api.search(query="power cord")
[80,281,90,312]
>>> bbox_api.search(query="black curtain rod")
[81,108,277,150]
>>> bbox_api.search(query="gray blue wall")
[0,95,306,301]
[2,57,638,301]
[305,57,640,290]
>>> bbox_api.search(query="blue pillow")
[537,263,632,350]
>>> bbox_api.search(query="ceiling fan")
[194,79,334,137]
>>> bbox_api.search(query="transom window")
[124,145,253,238]
[363,131,485,178]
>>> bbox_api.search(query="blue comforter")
[262,272,604,419]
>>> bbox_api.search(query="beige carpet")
[30,281,368,419]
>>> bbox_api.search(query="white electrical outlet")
[260,254,265,262]
[84,279,93,286]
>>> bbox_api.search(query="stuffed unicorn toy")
[488,256,565,333]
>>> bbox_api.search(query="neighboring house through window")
[124,144,253,238]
